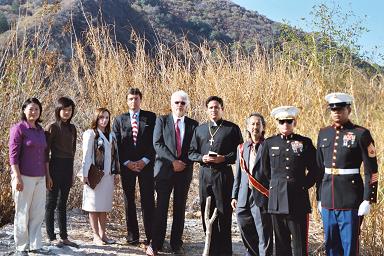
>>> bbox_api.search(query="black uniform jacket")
[232,140,269,209]
[316,121,378,209]
[112,110,156,166]
[153,114,198,180]
[261,133,319,217]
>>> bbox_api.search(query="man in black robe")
[189,96,243,256]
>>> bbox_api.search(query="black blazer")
[153,114,198,180]
[112,110,156,165]
[232,140,268,209]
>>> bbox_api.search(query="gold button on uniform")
[286,166,290,170]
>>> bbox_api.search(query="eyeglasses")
[278,119,294,125]
[174,101,186,105]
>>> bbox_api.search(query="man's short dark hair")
[205,96,224,107]
[127,88,142,99]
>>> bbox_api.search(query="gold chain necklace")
[208,121,223,146]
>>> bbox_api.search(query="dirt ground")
[0,207,328,256]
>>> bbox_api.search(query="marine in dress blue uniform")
[316,92,378,256]
[261,106,320,256]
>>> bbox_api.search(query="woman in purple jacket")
[9,97,50,255]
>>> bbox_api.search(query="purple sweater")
[9,120,48,177]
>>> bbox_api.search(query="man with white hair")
[261,106,319,256]
[316,92,378,256]
[146,90,198,256]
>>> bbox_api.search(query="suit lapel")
[255,142,263,163]
[167,114,177,155]
[124,113,132,137]
[243,141,250,170]
[181,117,191,151]
[138,111,147,137]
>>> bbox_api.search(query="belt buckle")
[331,168,339,175]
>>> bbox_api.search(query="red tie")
[132,113,138,146]
[175,119,182,157]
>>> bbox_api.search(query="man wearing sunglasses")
[261,106,319,256]
[146,91,198,256]
[316,92,378,256]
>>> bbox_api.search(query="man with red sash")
[232,113,273,256]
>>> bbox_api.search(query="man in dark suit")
[232,113,273,256]
[146,90,198,256]
[112,88,156,245]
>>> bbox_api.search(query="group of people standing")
[8,88,378,256]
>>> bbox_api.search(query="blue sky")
[232,0,384,65]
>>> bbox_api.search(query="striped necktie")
[132,113,138,146]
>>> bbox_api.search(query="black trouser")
[151,169,192,251]
[121,165,155,242]
[200,167,233,256]
[237,193,273,256]
[271,213,308,256]
[45,158,73,241]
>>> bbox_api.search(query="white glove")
[358,200,371,216]
[317,201,322,215]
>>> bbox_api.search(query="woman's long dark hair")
[55,97,75,123]
[21,97,43,124]
[91,107,111,138]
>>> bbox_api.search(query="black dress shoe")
[173,246,185,255]
[126,237,140,245]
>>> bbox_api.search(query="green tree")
[0,12,9,33]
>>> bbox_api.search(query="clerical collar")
[211,119,223,127]
[173,115,185,123]
[280,133,294,140]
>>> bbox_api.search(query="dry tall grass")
[0,23,383,254]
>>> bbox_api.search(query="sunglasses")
[278,119,294,125]
[174,101,186,105]
[329,107,344,111]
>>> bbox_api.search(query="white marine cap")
[271,106,299,120]
[325,92,353,108]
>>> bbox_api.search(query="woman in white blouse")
[80,107,120,245]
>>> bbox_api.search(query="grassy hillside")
[0,19,383,254]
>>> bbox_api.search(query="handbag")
[88,164,104,189]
